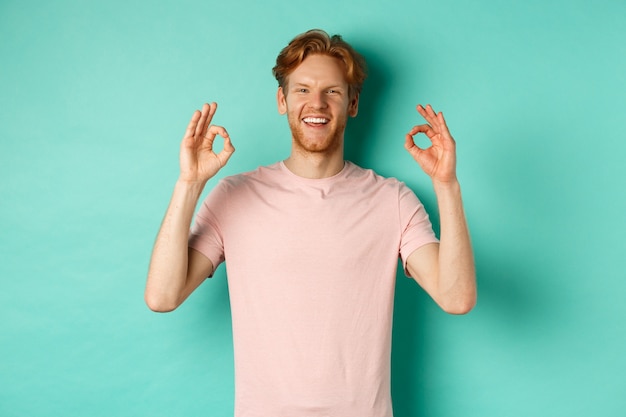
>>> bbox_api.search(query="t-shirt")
[188,161,438,417]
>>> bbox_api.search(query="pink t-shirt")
[189,161,438,417]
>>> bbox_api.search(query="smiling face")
[277,54,359,156]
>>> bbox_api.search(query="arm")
[145,103,235,312]
[404,104,476,314]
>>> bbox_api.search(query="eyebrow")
[291,82,345,90]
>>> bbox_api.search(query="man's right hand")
[179,102,235,183]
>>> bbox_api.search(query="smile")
[302,117,329,125]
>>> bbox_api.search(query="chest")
[221,188,400,261]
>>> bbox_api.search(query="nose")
[308,91,328,110]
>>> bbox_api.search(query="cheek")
[287,100,307,115]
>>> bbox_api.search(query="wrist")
[175,177,207,198]
[432,178,461,193]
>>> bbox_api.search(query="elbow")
[443,300,475,315]
[144,291,179,313]
[440,292,477,315]
[438,271,477,315]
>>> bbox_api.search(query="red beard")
[287,115,346,154]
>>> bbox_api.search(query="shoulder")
[344,161,406,190]
[345,162,424,207]
[218,162,283,189]
[201,163,284,213]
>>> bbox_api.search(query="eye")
[297,88,308,93]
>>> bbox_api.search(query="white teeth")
[303,117,328,124]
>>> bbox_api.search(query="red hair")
[272,29,367,99]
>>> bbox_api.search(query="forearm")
[433,180,476,314]
[145,179,207,311]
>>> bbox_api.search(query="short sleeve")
[398,183,439,276]
[188,183,227,275]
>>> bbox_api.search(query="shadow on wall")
[390,236,553,417]
[345,43,438,416]
[344,44,388,165]
[473,250,553,333]
[348,43,555,416]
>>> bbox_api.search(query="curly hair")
[272,29,367,99]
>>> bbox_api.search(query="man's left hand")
[405,104,458,184]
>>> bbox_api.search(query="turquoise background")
[2,0,625,415]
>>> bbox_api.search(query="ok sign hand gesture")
[179,102,235,184]
[405,104,457,184]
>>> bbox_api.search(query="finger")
[416,104,427,117]
[419,105,453,140]
[417,104,440,128]
[416,104,434,120]
[404,133,423,159]
[201,102,217,137]
[407,124,436,138]
[425,104,439,121]
[184,109,202,140]
[216,135,236,166]
[204,124,229,139]
[194,103,217,139]
[193,104,209,138]
[437,111,450,132]
[201,125,230,150]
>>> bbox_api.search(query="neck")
[283,146,345,179]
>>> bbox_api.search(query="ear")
[277,87,287,115]
[348,93,359,117]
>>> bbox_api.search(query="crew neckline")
[279,160,351,184]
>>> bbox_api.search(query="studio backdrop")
[1,0,625,416]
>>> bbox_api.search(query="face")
[277,54,359,155]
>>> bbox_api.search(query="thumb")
[216,136,235,167]
[404,134,423,160]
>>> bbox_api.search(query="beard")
[287,114,347,155]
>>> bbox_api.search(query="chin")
[294,135,342,154]
[290,125,345,155]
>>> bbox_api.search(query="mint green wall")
[2,0,624,415]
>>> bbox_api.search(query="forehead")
[287,54,348,87]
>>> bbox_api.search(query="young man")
[145,29,476,417]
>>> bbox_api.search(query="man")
[145,29,476,417]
